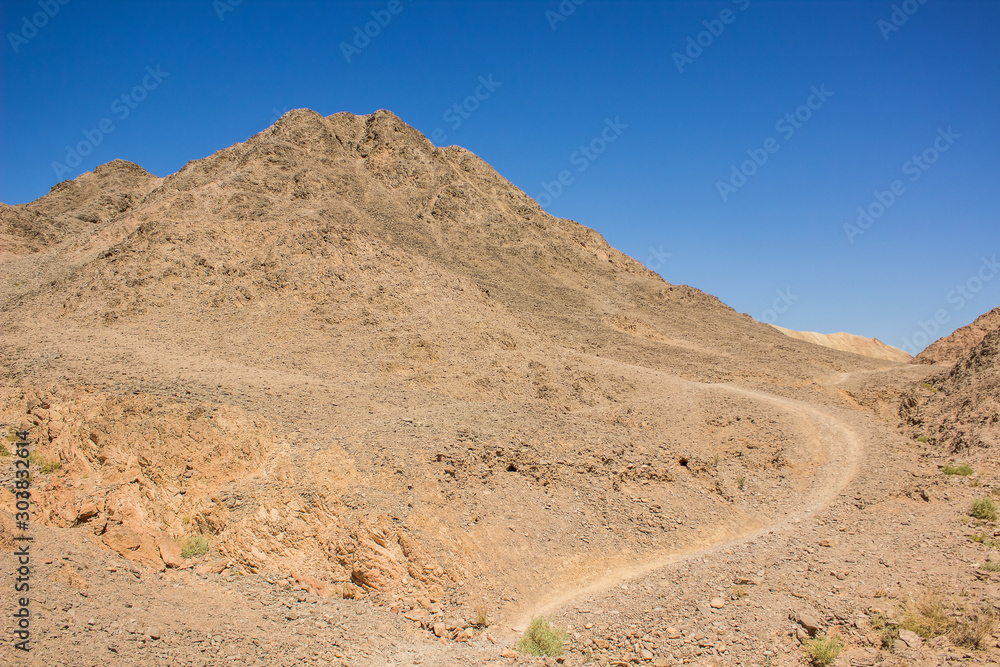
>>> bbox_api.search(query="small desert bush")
[899,590,998,648]
[731,585,749,599]
[952,608,998,649]
[943,463,974,476]
[516,616,567,657]
[901,591,950,639]
[28,451,60,474]
[471,604,490,628]
[869,612,898,648]
[181,535,210,558]
[803,633,842,666]
[970,498,998,521]
[982,560,1000,573]
[968,533,999,546]
[916,435,929,443]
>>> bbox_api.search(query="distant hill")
[770,324,911,363]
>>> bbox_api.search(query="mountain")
[6,109,992,666]
[1,107,887,592]
[914,306,1000,364]
[770,324,912,363]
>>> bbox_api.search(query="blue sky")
[2,0,998,353]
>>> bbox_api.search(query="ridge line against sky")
[2,0,998,351]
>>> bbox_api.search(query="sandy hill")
[770,324,912,363]
[914,305,1000,365]
[2,109,998,667]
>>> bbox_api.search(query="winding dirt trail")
[511,379,864,630]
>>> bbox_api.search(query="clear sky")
[2,0,998,353]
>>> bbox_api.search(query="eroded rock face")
[0,384,451,599]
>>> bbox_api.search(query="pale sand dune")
[770,323,912,363]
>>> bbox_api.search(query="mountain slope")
[903,326,1000,451]
[914,305,1000,364]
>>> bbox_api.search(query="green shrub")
[970,498,998,521]
[181,535,210,558]
[943,464,974,476]
[803,634,842,666]
[983,561,1000,572]
[28,451,61,474]
[516,616,567,657]
[968,533,998,546]
[916,435,929,443]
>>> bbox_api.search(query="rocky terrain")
[903,326,1000,453]
[914,307,1000,365]
[770,326,912,363]
[1,109,998,667]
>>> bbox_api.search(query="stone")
[156,534,184,569]
[432,622,447,637]
[793,610,822,635]
[145,626,161,640]
[898,629,922,648]
[710,597,726,609]
[500,649,518,658]
[77,500,99,521]
[640,648,653,659]
[102,525,164,571]
[652,658,670,667]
